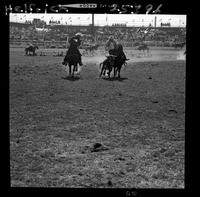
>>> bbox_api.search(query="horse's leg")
[72,65,75,77]
[69,65,72,77]
[108,68,112,78]
[99,63,103,77]
[114,67,117,78]
[74,64,77,77]
[99,66,104,77]
[113,67,115,78]
[103,67,106,76]
[118,67,121,78]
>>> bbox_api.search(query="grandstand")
[9,19,186,49]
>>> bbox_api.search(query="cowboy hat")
[75,32,84,37]
[105,54,117,58]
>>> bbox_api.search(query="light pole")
[132,19,135,27]
[168,18,171,27]
[159,18,162,27]
[154,16,157,28]
[106,14,108,26]
[77,17,81,26]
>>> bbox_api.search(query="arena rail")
[9,40,68,48]
[9,39,177,49]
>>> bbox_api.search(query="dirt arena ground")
[9,47,185,188]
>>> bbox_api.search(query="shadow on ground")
[61,76,81,81]
[102,77,128,82]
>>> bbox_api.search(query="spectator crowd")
[10,21,186,47]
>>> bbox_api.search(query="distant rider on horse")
[63,32,84,66]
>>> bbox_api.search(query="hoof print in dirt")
[118,92,122,96]
[90,143,109,152]
[117,157,126,161]
[168,109,178,113]
[151,100,159,103]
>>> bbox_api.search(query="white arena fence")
[9,39,178,49]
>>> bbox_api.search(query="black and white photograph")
[9,3,186,190]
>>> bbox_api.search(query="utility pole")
[154,16,157,28]
[92,13,95,41]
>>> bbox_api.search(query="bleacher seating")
[10,22,186,48]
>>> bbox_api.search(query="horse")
[62,54,80,77]
[173,42,186,49]
[25,45,39,56]
[137,43,149,56]
[110,43,129,78]
[62,39,82,77]
[113,56,128,78]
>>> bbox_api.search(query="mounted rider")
[64,32,84,66]
[105,36,117,56]
[105,36,128,62]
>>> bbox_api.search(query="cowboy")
[105,36,117,56]
[65,32,84,66]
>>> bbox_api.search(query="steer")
[99,55,116,78]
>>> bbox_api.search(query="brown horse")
[25,45,39,56]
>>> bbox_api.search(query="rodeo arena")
[10,14,186,188]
